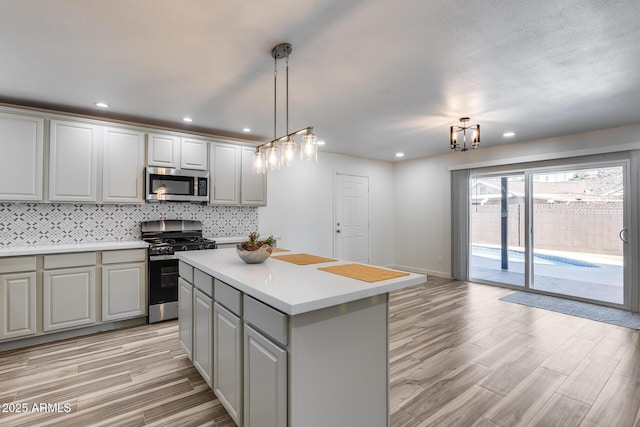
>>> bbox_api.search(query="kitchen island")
[176,248,426,427]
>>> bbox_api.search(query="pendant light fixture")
[450,117,480,152]
[254,43,318,174]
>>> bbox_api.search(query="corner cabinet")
[48,120,101,202]
[102,127,145,203]
[0,112,44,201]
[240,146,267,206]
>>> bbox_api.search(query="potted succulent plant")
[236,232,275,264]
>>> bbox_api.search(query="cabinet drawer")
[102,248,146,264]
[194,269,213,297]
[0,256,36,274]
[44,252,96,269]
[243,295,288,346]
[179,261,194,283]
[215,279,242,316]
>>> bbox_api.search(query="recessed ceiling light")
[242,127,251,132]
[316,140,326,146]
[183,117,193,123]
[395,152,405,158]
[95,102,109,108]
[503,132,516,137]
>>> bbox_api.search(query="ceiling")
[1,0,639,161]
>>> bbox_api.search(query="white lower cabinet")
[178,277,194,359]
[244,324,287,427]
[193,288,213,386]
[43,266,96,332]
[0,271,37,340]
[102,262,146,321]
[214,302,243,425]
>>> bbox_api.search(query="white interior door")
[335,174,369,263]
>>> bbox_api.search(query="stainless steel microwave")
[145,167,209,202]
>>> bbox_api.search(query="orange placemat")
[271,253,336,265]
[318,263,410,283]
[271,247,290,253]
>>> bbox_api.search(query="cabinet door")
[0,112,44,201]
[244,324,287,427]
[240,146,267,206]
[0,272,36,340]
[193,288,213,386]
[147,133,180,168]
[210,142,241,205]
[102,262,146,321]
[103,127,145,203]
[49,120,101,202]
[181,137,208,170]
[178,277,193,359]
[43,267,96,332]
[214,302,243,425]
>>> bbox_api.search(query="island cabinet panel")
[288,296,389,427]
[243,324,287,427]
[0,271,36,340]
[178,277,194,359]
[193,287,213,386]
[0,112,44,201]
[213,302,243,426]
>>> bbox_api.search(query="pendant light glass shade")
[282,136,297,166]
[253,149,265,174]
[267,144,280,170]
[301,132,318,161]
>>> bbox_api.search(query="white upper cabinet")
[210,142,241,205]
[102,127,145,203]
[49,120,101,202]
[147,133,180,168]
[147,133,207,170]
[181,137,208,170]
[0,112,44,201]
[240,146,267,206]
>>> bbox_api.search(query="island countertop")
[176,248,426,315]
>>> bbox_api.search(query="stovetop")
[141,219,216,256]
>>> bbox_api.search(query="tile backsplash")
[0,203,258,247]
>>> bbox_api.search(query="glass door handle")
[619,228,628,243]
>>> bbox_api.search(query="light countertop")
[0,241,149,257]
[176,248,426,315]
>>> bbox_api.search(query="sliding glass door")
[470,174,526,287]
[530,166,625,304]
[469,160,628,307]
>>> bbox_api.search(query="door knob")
[336,229,341,233]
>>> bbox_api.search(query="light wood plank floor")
[2,278,640,426]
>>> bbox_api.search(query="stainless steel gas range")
[141,219,216,323]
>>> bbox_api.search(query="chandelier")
[450,117,480,151]
[254,43,318,174]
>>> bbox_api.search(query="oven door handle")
[149,254,179,261]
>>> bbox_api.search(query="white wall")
[393,124,640,278]
[259,152,396,266]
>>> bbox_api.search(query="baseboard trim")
[0,317,148,352]
[386,264,452,279]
